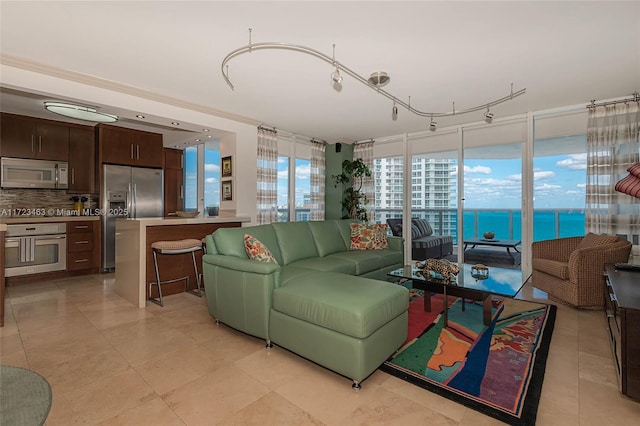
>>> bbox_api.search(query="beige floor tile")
[99,397,184,426]
[219,391,325,425]
[379,374,467,423]
[578,378,640,425]
[235,344,318,389]
[30,346,131,397]
[0,349,29,368]
[0,329,24,356]
[18,313,98,351]
[197,325,266,366]
[274,362,380,425]
[340,385,458,425]
[133,342,221,395]
[164,364,271,424]
[578,351,618,390]
[102,318,197,366]
[458,408,507,425]
[80,302,156,330]
[25,328,113,368]
[45,367,155,425]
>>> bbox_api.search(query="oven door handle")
[34,235,67,241]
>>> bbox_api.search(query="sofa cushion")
[413,235,442,251]
[213,225,283,264]
[288,256,357,275]
[533,258,570,280]
[308,220,347,256]
[334,219,359,248]
[327,250,384,275]
[412,218,433,237]
[244,234,278,264]
[272,222,319,265]
[350,223,388,250]
[272,272,408,339]
[578,233,619,250]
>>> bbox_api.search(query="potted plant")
[333,159,372,221]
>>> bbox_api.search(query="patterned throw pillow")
[577,232,619,250]
[244,234,278,263]
[350,223,389,250]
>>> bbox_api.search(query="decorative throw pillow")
[350,223,389,250]
[244,234,278,263]
[577,232,619,250]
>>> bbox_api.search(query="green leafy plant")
[333,158,372,221]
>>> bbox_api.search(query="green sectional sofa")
[202,219,408,389]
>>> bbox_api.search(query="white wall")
[1,63,261,225]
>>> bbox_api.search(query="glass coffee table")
[388,263,530,326]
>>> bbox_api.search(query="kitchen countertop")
[118,216,251,226]
[0,216,100,224]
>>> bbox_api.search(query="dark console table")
[605,264,640,401]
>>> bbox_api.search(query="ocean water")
[461,210,585,242]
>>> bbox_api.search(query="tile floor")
[2,273,640,425]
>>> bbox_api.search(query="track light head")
[331,68,343,84]
[392,104,398,121]
[429,119,437,131]
[484,109,494,123]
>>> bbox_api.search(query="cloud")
[534,183,562,190]
[464,165,491,174]
[556,153,587,170]
[534,170,555,180]
[295,163,311,179]
[576,183,586,188]
[205,177,218,184]
[204,164,220,173]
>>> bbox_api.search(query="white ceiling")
[1,1,639,145]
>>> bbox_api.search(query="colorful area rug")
[380,291,556,425]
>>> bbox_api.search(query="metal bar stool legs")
[148,238,203,307]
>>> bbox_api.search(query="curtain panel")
[585,101,640,243]
[256,128,278,224]
[353,141,375,222]
[310,141,326,221]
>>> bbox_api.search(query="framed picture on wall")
[222,156,232,177]
[222,180,233,201]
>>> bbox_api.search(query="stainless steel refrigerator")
[101,164,163,272]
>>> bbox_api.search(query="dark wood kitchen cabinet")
[0,113,69,161]
[67,220,99,272]
[97,124,163,168]
[68,126,97,193]
[163,148,184,216]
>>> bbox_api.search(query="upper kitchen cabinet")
[69,126,96,193]
[97,124,163,168]
[163,148,184,216]
[0,113,69,161]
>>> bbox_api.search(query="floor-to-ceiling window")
[295,158,311,221]
[183,141,221,214]
[277,133,313,222]
[277,156,290,222]
[533,111,588,241]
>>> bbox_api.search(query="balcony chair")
[531,233,632,309]
[387,218,453,260]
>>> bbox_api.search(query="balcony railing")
[375,208,586,244]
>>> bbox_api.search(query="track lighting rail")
[221,30,526,120]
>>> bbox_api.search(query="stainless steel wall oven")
[4,223,67,277]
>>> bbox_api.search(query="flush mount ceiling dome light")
[221,29,526,122]
[44,102,118,123]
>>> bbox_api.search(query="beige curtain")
[257,128,278,224]
[585,101,640,243]
[353,140,375,223]
[310,140,326,221]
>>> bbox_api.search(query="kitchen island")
[115,215,251,307]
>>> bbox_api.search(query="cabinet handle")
[180,184,184,199]
[74,259,89,263]
[31,135,35,152]
[39,136,42,152]
[72,168,75,185]
[137,144,140,159]
[75,241,90,244]
[131,144,134,159]
[74,225,89,229]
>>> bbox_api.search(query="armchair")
[531,233,632,309]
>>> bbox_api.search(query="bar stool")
[149,238,203,307]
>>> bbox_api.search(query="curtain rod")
[353,139,375,146]
[587,92,639,109]
[259,124,327,144]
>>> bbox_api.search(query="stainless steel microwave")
[1,157,69,189]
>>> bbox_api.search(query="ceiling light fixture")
[221,29,526,120]
[44,102,118,123]
[136,114,146,119]
[368,71,390,87]
[172,122,180,126]
[429,117,437,131]
[392,101,398,121]
[484,107,494,123]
